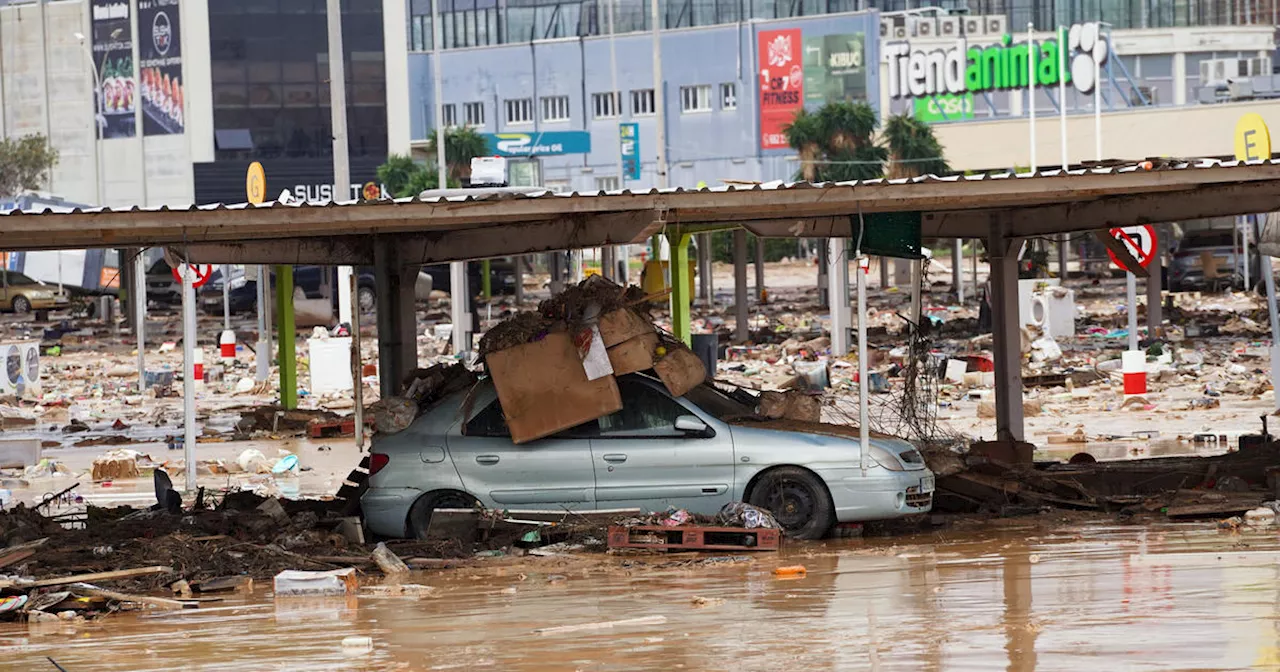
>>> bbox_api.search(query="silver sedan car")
[361,374,934,540]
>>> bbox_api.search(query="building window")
[680,85,712,113]
[541,95,571,122]
[464,101,485,127]
[505,98,534,125]
[592,92,621,119]
[595,176,620,191]
[720,83,737,110]
[442,103,457,127]
[631,89,655,116]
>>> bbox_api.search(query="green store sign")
[913,93,974,122]
[884,22,1108,101]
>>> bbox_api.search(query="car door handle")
[475,455,500,465]
[603,454,627,464]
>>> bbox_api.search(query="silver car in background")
[362,374,934,540]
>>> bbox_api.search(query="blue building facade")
[407,10,882,192]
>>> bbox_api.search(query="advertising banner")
[619,123,640,182]
[138,0,183,136]
[480,131,592,157]
[90,0,136,139]
[803,33,867,104]
[758,28,803,150]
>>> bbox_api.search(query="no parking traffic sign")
[1107,225,1157,272]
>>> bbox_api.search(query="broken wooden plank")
[17,566,174,589]
[69,582,194,610]
[0,549,35,570]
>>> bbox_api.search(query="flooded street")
[4,518,1279,671]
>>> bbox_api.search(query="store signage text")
[885,22,1108,99]
[481,131,591,157]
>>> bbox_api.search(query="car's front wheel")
[748,466,836,541]
[406,490,477,540]
[11,296,30,314]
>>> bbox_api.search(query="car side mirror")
[675,415,711,437]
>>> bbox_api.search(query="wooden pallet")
[607,525,780,552]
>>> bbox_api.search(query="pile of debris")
[930,441,1280,520]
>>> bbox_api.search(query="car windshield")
[682,381,757,421]
[148,259,171,274]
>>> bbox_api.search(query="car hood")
[727,420,928,471]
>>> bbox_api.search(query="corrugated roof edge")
[2,157,1273,216]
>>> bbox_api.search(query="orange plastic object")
[773,565,807,577]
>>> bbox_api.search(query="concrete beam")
[181,239,372,266]
[733,229,748,344]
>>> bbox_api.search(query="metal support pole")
[1058,234,1068,279]
[350,273,364,450]
[256,265,270,381]
[697,233,711,305]
[451,262,471,355]
[733,229,748,344]
[481,259,491,300]
[754,237,765,301]
[1263,222,1280,412]
[669,232,692,345]
[817,242,829,309]
[828,238,850,356]
[879,256,890,288]
[909,259,922,329]
[1147,243,1163,339]
[134,250,146,392]
[221,263,231,331]
[1126,271,1139,351]
[1027,22,1036,170]
[856,256,870,475]
[952,239,964,303]
[514,256,525,306]
[275,265,297,410]
[181,265,197,492]
[1243,217,1252,291]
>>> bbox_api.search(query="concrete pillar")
[374,239,418,399]
[828,238,850,356]
[988,226,1025,443]
[879,256,890,288]
[1147,245,1164,339]
[733,229,748,344]
[754,236,765,301]
[893,258,912,286]
[549,252,565,295]
[952,239,964,303]
[668,232,693,346]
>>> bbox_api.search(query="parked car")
[146,260,233,305]
[361,374,934,541]
[200,266,433,316]
[423,260,517,296]
[0,270,70,313]
[1169,229,1260,292]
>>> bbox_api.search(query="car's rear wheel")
[748,466,835,541]
[11,296,30,314]
[406,490,477,540]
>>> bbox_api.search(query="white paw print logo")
[1067,22,1109,94]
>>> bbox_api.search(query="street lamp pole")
[74,32,105,207]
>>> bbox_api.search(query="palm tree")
[377,154,442,198]
[427,126,490,185]
[816,102,878,153]
[783,109,826,182]
[882,114,951,179]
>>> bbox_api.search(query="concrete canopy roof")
[2,159,1278,266]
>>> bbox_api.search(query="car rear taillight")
[368,453,390,476]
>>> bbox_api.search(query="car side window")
[464,398,597,439]
[597,381,688,438]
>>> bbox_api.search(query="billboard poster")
[803,33,867,104]
[619,123,640,182]
[758,28,803,150]
[138,0,183,135]
[90,0,136,139]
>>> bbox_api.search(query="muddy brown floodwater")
[4,517,1280,671]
